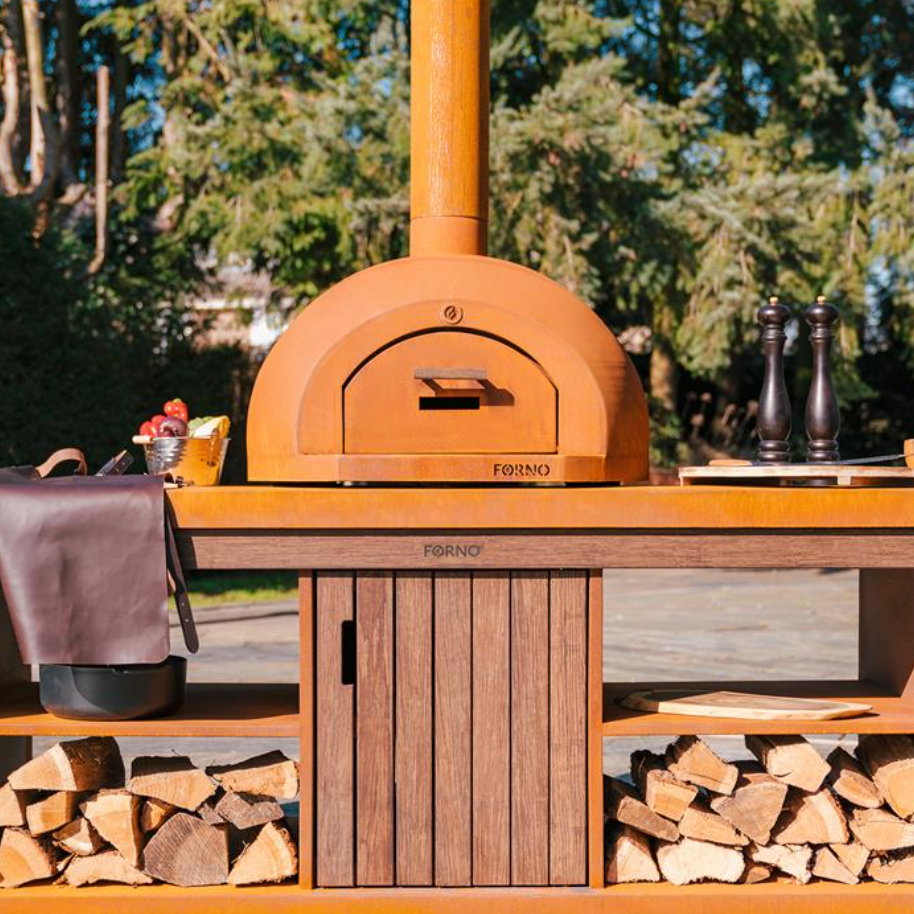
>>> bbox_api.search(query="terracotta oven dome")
[246,0,648,485]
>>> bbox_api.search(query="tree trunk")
[21,0,59,200]
[651,297,679,414]
[721,0,753,134]
[650,3,682,421]
[656,0,680,104]
[0,27,24,194]
[650,335,678,414]
[110,32,128,183]
[55,0,81,190]
[2,0,28,183]
[152,6,186,232]
[89,66,110,274]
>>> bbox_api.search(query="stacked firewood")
[606,734,914,886]
[0,736,299,888]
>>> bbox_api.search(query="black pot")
[39,656,187,721]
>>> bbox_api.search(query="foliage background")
[1,0,913,474]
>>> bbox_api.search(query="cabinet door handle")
[414,367,487,382]
[341,620,355,686]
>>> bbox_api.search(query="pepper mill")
[756,296,792,463]
[804,295,841,463]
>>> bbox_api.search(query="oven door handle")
[414,367,488,382]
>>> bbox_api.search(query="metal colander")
[142,437,229,486]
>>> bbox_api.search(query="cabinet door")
[314,569,589,888]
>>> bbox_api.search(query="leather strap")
[164,510,199,653]
[36,449,88,478]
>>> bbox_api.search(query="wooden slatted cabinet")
[313,570,593,887]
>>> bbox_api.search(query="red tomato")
[139,421,156,437]
[150,414,168,435]
[164,399,189,423]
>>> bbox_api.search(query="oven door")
[343,331,557,455]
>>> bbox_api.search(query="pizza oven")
[246,0,648,485]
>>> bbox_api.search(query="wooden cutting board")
[679,464,914,487]
[619,689,872,721]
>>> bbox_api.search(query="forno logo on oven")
[493,462,551,478]
[423,544,483,558]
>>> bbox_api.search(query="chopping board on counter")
[679,464,914,487]
[619,689,873,721]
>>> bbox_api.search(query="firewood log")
[856,736,914,819]
[604,824,660,884]
[206,751,299,801]
[655,837,744,885]
[228,821,298,886]
[867,848,914,884]
[829,841,869,878]
[0,782,35,828]
[198,798,225,826]
[604,776,679,842]
[25,791,80,836]
[81,789,142,867]
[745,735,830,792]
[773,789,849,845]
[8,737,124,792]
[64,850,154,887]
[631,750,697,821]
[812,846,858,884]
[53,817,105,857]
[141,812,229,886]
[215,792,284,830]
[848,806,914,852]
[827,746,883,808]
[128,756,216,812]
[139,797,176,834]
[0,828,59,888]
[739,863,772,884]
[665,736,738,795]
[678,799,749,847]
[751,842,812,884]
[710,761,788,845]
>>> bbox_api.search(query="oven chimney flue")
[410,0,490,257]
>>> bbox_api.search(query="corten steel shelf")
[602,680,914,736]
[0,682,299,738]
[4,881,914,913]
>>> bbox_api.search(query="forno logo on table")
[423,544,483,558]
[493,462,551,478]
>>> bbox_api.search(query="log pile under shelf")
[606,733,914,886]
[0,737,299,889]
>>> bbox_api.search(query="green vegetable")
[187,416,217,434]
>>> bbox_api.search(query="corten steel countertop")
[168,485,914,570]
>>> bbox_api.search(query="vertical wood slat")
[511,570,550,886]
[472,571,511,885]
[549,570,588,885]
[315,573,355,887]
[298,572,315,889]
[434,572,473,886]
[395,572,434,885]
[356,572,395,886]
[587,570,604,888]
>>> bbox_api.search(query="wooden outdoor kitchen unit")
[3,0,914,911]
